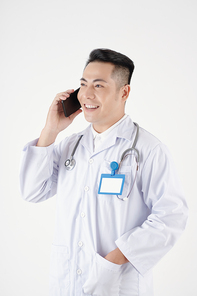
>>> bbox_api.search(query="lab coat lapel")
[80,125,94,155]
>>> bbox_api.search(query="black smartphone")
[61,88,81,117]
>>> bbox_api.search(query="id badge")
[98,174,125,195]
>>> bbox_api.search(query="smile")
[84,104,99,109]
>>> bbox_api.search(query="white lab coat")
[19,116,188,296]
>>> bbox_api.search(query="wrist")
[36,126,59,147]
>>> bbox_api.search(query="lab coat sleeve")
[115,143,188,276]
[19,139,60,203]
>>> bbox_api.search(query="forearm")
[37,126,59,147]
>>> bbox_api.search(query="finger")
[64,89,75,94]
[55,90,75,103]
[55,89,75,98]
[53,94,70,106]
[60,94,70,101]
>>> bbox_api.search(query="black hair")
[85,48,135,86]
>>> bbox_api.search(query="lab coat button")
[84,186,89,192]
[77,269,82,275]
[81,212,85,218]
[89,158,94,164]
[78,241,83,247]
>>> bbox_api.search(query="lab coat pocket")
[82,253,122,296]
[49,245,70,296]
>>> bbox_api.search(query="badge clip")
[110,161,119,176]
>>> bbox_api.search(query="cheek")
[77,92,83,104]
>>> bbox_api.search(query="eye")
[95,84,103,88]
[80,83,86,87]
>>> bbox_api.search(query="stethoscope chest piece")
[65,158,76,170]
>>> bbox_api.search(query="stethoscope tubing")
[119,123,140,164]
[70,135,83,160]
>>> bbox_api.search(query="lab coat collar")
[91,114,128,142]
[116,116,135,141]
[79,116,135,156]
[79,126,94,155]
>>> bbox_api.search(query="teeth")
[85,104,98,109]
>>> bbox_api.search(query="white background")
[0,0,196,295]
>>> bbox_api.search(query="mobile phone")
[61,88,81,117]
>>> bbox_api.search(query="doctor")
[19,49,188,296]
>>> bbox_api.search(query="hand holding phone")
[61,88,81,117]
[37,89,82,147]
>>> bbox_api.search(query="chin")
[84,115,94,123]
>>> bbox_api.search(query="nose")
[81,86,95,100]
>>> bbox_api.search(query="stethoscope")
[64,135,83,171]
[116,122,139,200]
[65,123,140,200]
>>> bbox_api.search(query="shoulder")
[136,125,171,165]
[138,126,161,150]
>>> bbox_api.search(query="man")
[19,49,188,296]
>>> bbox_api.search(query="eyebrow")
[80,78,108,83]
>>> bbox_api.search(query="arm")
[109,144,188,273]
[19,90,82,202]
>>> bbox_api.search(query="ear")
[121,84,130,103]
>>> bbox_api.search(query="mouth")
[84,104,99,110]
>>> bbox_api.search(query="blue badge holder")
[98,161,125,195]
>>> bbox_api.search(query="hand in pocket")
[82,253,122,296]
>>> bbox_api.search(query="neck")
[92,114,126,133]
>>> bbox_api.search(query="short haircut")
[85,48,135,88]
